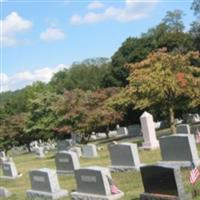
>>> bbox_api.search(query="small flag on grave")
[189,163,200,185]
[195,129,200,144]
[107,176,121,194]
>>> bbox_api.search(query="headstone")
[0,151,6,159]
[0,151,7,163]
[69,147,82,157]
[128,124,141,137]
[55,151,80,174]
[187,113,200,123]
[117,127,128,136]
[35,147,45,159]
[57,139,73,151]
[27,168,68,199]
[0,187,12,198]
[140,165,191,200]
[82,144,98,158]
[108,143,142,171]
[1,161,22,179]
[158,134,200,168]
[140,111,159,150]
[176,124,191,134]
[71,166,124,200]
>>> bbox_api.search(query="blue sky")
[0,0,195,91]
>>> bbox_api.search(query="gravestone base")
[56,170,74,175]
[141,141,160,150]
[71,191,124,200]
[109,164,145,172]
[140,192,191,200]
[82,155,98,159]
[0,173,22,179]
[157,161,200,168]
[27,189,68,200]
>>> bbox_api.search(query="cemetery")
[0,116,200,199]
[1,0,200,199]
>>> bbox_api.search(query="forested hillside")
[1,1,200,151]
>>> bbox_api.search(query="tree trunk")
[105,125,110,139]
[169,107,176,134]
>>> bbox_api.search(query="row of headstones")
[1,133,198,199]
[22,163,192,199]
[0,162,193,200]
[1,132,200,180]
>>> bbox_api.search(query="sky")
[0,0,196,92]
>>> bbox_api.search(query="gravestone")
[35,147,45,159]
[117,127,128,136]
[176,124,191,134]
[140,111,159,150]
[82,144,98,158]
[108,143,142,171]
[69,147,82,157]
[140,165,191,200]
[0,187,12,198]
[57,139,73,151]
[128,124,141,137]
[158,134,200,168]
[27,168,68,199]
[71,166,124,200]
[55,151,80,174]
[0,161,22,179]
[0,151,7,163]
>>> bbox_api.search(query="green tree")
[112,50,200,133]
[162,10,185,33]
[24,92,60,144]
[191,0,200,17]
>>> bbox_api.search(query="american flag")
[195,129,200,144]
[107,176,121,194]
[189,164,200,185]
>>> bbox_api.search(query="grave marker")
[27,168,68,199]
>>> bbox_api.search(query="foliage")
[162,9,185,32]
[52,88,123,142]
[191,0,200,17]
[24,92,60,143]
[49,57,110,93]
[124,50,200,132]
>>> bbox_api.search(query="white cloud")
[40,27,65,41]
[0,12,32,47]
[70,0,158,25]
[0,64,67,92]
[88,1,104,10]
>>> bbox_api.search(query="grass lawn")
[1,133,200,200]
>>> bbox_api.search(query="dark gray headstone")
[159,134,200,167]
[1,161,21,179]
[27,168,68,199]
[55,151,80,174]
[108,143,141,171]
[176,124,191,134]
[140,165,190,200]
[128,124,141,137]
[71,166,124,199]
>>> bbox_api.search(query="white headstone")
[82,144,98,158]
[0,187,12,198]
[35,147,45,159]
[140,111,159,150]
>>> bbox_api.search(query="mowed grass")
[1,134,200,200]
